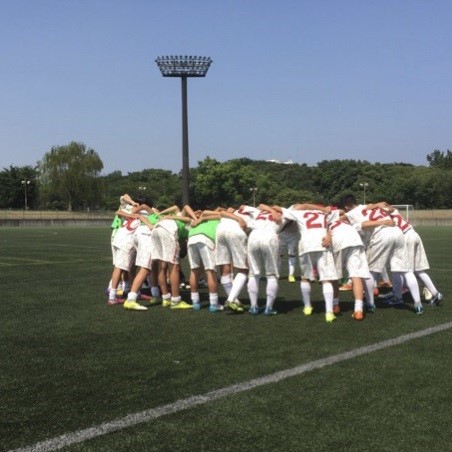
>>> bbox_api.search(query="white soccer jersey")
[111,217,140,252]
[328,209,364,253]
[285,208,329,255]
[345,205,391,247]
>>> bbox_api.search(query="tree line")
[1,142,451,211]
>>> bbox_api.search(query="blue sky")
[1,0,451,175]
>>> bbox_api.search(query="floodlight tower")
[155,55,213,205]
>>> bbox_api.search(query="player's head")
[135,194,152,206]
[339,194,357,211]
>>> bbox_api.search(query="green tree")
[38,142,103,211]
[427,149,452,170]
[0,165,38,209]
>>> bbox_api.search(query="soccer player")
[328,208,372,320]
[373,202,443,308]
[284,203,338,323]
[279,219,300,283]
[246,204,292,315]
[215,205,259,313]
[123,206,161,311]
[340,194,424,314]
[188,211,222,312]
[150,207,194,310]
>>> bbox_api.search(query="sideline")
[12,321,452,452]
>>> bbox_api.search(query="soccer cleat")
[208,304,224,313]
[162,299,172,308]
[137,292,152,301]
[303,306,313,316]
[386,296,404,306]
[288,275,296,283]
[352,310,364,321]
[429,292,443,306]
[225,300,244,313]
[170,300,193,310]
[422,287,432,301]
[378,291,395,300]
[333,304,341,315]
[249,306,260,315]
[107,297,125,306]
[192,301,201,311]
[325,313,337,323]
[414,303,425,315]
[264,307,278,315]
[365,303,376,313]
[339,283,353,291]
[124,300,148,311]
[148,297,162,306]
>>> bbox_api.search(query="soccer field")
[1,227,451,451]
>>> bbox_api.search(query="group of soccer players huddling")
[105,193,443,323]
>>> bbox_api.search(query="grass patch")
[0,227,451,451]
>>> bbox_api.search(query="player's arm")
[293,203,331,213]
[121,194,138,207]
[361,218,395,229]
[139,215,155,230]
[220,210,247,230]
[158,205,181,216]
[181,205,199,221]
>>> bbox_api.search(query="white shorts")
[367,227,406,273]
[134,233,152,270]
[334,246,370,280]
[215,229,248,269]
[188,236,216,270]
[113,246,136,272]
[403,230,430,271]
[299,251,337,281]
[247,233,280,278]
[150,227,179,265]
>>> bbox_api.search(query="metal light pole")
[21,180,31,211]
[250,187,258,207]
[360,182,369,204]
[155,55,212,205]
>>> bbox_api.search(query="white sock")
[109,288,117,300]
[171,295,181,303]
[300,281,311,308]
[191,292,200,303]
[403,271,421,303]
[354,299,364,312]
[415,271,438,296]
[265,276,278,309]
[333,297,339,307]
[288,256,297,276]
[322,282,334,314]
[209,293,219,306]
[127,291,138,301]
[220,274,233,296]
[228,272,247,302]
[151,286,160,298]
[247,276,260,308]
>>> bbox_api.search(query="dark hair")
[339,194,357,209]
[135,195,152,206]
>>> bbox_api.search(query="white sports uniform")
[279,220,299,257]
[285,208,337,281]
[328,209,370,279]
[134,222,153,270]
[111,217,140,271]
[215,208,256,270]
[247,209,290,278]
[391,209,430,271]
[345,205,406,273]
[150,219,180,265]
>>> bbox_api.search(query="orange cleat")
[333,304,341,315]
[352,311,364,321]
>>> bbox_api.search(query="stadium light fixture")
[21,179,31,211]
[250,187,258,207]
[155,55,213,205]
[359,182,369,204]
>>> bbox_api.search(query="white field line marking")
[12,321,452,452]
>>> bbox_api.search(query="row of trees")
[1,142,451,211]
